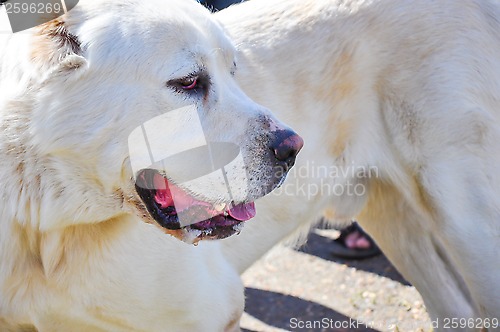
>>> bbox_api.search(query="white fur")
[2,0,500,330]
[0,0,295,330]
[216,0,500,329]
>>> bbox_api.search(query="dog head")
[17,0,302,243]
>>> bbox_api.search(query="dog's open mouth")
[135,169,256,242]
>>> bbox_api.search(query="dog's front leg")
[416,159,500,323]
[357,179,482,332]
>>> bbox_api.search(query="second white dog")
[217,0,500,329]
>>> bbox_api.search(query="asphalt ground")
[240,225,431,332]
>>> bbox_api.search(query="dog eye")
[178,76,198,90]
[167,72,209,96]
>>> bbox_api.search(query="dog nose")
[270,129,304,169]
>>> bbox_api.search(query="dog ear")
[31,19,87,73]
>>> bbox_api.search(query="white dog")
[0,0,303,330]
[216,0,500,330]
[2,0,500,331]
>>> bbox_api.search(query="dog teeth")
[183,228,202,244]
[233,223,245,234]
[214,203,226,212]
[202,228,213,236]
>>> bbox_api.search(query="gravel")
[241,226,431,332]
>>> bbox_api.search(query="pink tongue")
[153,173,172,208]
[153,173,256,221]
[153,173,210,212]
[227,202,256,221]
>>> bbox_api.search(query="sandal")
[330,222,381,259]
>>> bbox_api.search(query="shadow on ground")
[296,226,410,286]
[244,288,381,332]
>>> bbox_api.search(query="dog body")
[217,0,500,328]
[2,0,500,330]
[0,0,303,330]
